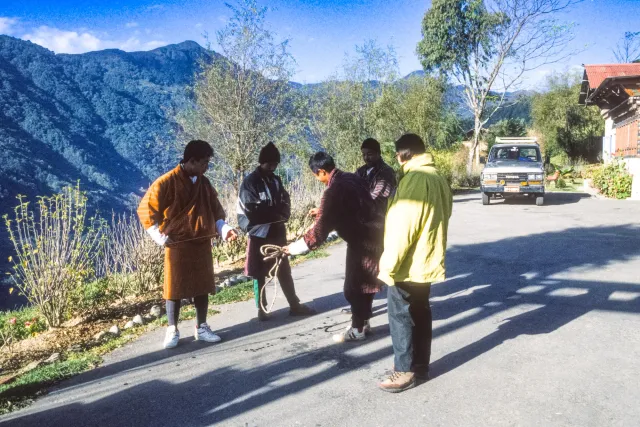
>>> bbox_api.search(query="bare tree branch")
[613,31,640,63]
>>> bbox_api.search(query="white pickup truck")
[480,137,546,206]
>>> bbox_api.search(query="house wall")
[628,158,640,199]
[611,118,640,199]
[603,118,615,162]
[605,117,640,199]
[614,119,639,157]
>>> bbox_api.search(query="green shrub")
[96,213,164,300]
[556,177,567,189]
[433,145,481,189]
[0,307,47,349]
[432,149,454,186]
[69,278,114,315]
[550,152,570,168]
[3,184,105,328]
[591,160,633,199]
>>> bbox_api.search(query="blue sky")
[0,0,638,86]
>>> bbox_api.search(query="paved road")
[2,192,640,427]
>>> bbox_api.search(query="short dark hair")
[308,151,336,174]
[182,140,213,163]
[361,138,381,153]
[258,141,281,164]
[395,134,426,162]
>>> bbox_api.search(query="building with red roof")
[579,63,640,198]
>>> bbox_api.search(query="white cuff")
[288,238,310,256]
[216,219,234,241]
[146,225,168,246]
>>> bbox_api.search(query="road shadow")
[452,197,479,204]
[3,224,640,426]
[496,192,591,206]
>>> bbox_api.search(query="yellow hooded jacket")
[378,153,452,287]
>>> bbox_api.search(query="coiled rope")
[257,210,316,313]
[259,244,287,313]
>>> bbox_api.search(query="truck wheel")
[535,195,544,206]
[482,193,490,205]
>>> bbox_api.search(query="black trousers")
[344,286,375,330]
[246,236,300,309]
[387,282,432,373]
[166,294,208,326]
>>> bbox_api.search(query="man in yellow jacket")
[377,133,453,393]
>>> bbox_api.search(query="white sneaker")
[195,323,222,343]
[163,325,180,349]
[350,318,371,334]
[364,320,371,334]
[333,325,366,343]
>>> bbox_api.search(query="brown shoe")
[391,364,430,381]
[378,371,416,393]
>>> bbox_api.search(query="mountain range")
[0,36,219,212]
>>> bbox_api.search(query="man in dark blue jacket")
[238,142,316,321]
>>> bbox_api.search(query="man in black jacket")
[238,142,316,321]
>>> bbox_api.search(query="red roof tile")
[584,64,640,89]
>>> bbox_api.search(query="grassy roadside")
[0,243,334,415]
[546,179,585,193]
[0,307,214,415]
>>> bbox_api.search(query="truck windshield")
[490,146,541,162]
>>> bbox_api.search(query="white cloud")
[125,22,139,28]
[22,25,168,54]
[144,40,167,49]
[118,37,143,51]
[103,36,167,51]
[23,26,102,54]
[195,23,203,29]
[0,17,18,35]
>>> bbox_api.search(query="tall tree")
[417,0,580,174]
[372,75,461,152]
[531,72,604,162]
[179,0,295,187]
[485,118,528,151]
[311,40,399,170]
[613,31,640,63]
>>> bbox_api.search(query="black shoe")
[289,303,316,316]
[257,309,270,321]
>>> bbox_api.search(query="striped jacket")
[356,160,397,218]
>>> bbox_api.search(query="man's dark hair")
[182,140,213,163]
[258,142,281,164]
[361,138,381,153]
[308,151,336,174]
[395,133,426,162]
